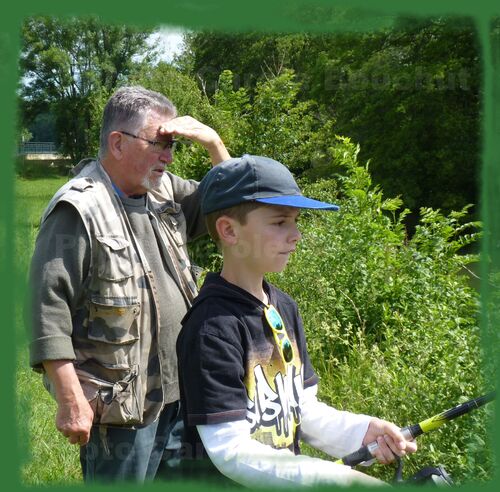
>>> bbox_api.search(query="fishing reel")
[393,456,454,486]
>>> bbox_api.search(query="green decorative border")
[1,1,498,490]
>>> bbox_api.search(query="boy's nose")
[290,225,302,243]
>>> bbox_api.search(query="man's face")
[231,205,302,274]
[120,111,175,195]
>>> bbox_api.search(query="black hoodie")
[176,272,318,477]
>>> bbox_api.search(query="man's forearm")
[207,138,231,166]
[43,359,94,445]
[43,359,85,403]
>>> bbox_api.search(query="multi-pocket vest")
[41,159,198,426]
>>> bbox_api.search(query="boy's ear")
[215,216,238,246]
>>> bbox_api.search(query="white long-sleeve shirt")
[197,385,382,488]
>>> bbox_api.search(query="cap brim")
[255,195,340,210]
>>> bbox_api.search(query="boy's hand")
[362,417,418,464]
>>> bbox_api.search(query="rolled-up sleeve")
[167,172,206,241]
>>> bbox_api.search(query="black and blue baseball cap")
[199,154,340,215]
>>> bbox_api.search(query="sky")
[147,26,187,63]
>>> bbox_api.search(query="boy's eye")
[272,217,300,226]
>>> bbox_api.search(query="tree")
[180,17,481,224]
[177,31,315,98]
[328,17,481,222]
[19,16,154,161]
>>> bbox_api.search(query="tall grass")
[15,175,82,484]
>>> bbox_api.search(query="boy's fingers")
[374,436,392,464]
[374,434,407,464]
[383,424,408,451]
[405,439,418,454]
[387,434,407,456]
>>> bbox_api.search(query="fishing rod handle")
[366,426,417,458]
[338,426,416,467]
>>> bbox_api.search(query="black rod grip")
[339,445,373,467]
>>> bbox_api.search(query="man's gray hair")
[99,86,177,158]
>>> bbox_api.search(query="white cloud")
[147,26,188,63]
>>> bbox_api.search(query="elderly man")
[29,86,230,483]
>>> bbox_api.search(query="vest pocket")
[95,235,133,281]
[76,365,143,425]
[87,300,140,345]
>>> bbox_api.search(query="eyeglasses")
[264,304,294,364]
[119,130,177,153]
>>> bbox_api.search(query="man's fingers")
[67,432,89,446]
[78,435,90,446]
[68,434,80,445]
[159,117,217,143]
[159,116,195,134]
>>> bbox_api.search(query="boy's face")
[230,205,302,273]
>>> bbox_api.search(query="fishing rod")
[335,392,496,468]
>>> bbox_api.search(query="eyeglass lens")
[281,340,293,363]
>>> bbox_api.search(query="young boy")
[176,155,417,487]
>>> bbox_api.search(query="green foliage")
[212,69,252,157]
[19,128,32,143]
[86,86,114,157]
[244,70,316,174]
[23,112,56,142]
[329,18,481,217]
[167,68,340,183]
